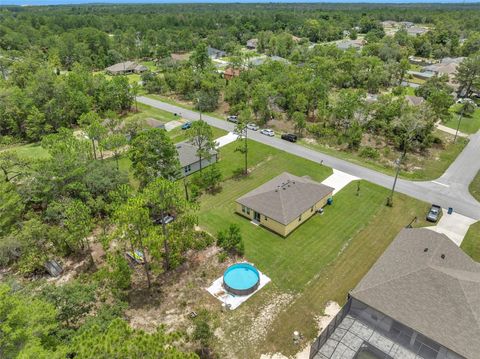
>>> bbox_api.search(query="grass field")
[461,221,480,262]
[301,130,467,181]
[443,106,480,134]
[469,170,480,202]
[196,141,430,357]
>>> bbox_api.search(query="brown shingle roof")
[236,172,333,225]
[351,228,480,359]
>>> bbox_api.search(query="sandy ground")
[260,301,340,359]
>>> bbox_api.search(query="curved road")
[138,96,480,220]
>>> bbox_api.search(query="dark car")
[181,122,192,130]
[154,215,175,225]
[426,204,442,222]
[281,133,297,142]
[227,115,238,123]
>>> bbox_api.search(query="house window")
[184,165,191,173]
[242,206,246,213]
[246,207,250,215]
[299,215,302,222]
[311,206,314,212]
[264,216,268,221]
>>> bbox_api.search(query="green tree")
[79,111,107,160]
[64,200,94,258]
[0,180,23,236]
[292,111,307,137]
[143,178,193,271]
[0,284,64,358]
[216,224,244,256]
[455,53,480,97]
[191,43,210,71]
[234,108,251,175]
[41,281,96,328]
[101,133,127,170]
[187,120,216,173]
[129,128,180,186]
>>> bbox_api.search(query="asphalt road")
[138,96,480,220]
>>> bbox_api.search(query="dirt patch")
[267,118,295,133]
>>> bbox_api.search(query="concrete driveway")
[425,210,477,246]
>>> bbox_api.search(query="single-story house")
[246,38,258,50]
[407,70,435,81]
[408,55,437,66]
[310,228,480,359]
[248,56,290,67]
[336,39,364,51]
[405,95,425,106]
[207,46,227,59]
[236,172,334,236]
[175,140,218,178]
[105,61,148,75]
[223,67,241,80]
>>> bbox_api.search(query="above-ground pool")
[223,263,260,296]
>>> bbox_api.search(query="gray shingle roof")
[175,140,217,167]
[105,61,147,74]
[236,172,333,225]
[351,228,480,359]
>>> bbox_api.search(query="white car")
[260,129,275,137]
[247,123,259,131]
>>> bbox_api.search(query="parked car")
[247,123,259,131]
[181,121,192,130]
[281,133,297,142]
[227,115,238,123]
[426,204,442,222]
[260,129,275,137]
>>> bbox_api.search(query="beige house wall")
[235,191,332,237]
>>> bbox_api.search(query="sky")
[1,0,479,6]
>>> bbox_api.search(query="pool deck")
[206,266,271,310]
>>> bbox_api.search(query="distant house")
[236,172,334,237]
[223,67,241,80]
[407,70,435,81]
[207,46,227,59]
[423,57,464,80]
[310,228,480,359]
[246,38,258,50]
[405,95,425,106]
[175,140,218,178]
[105,61,148,75]
[336,39,364,51]
[248,56,290,67]
[170,53,191,63]
[408,55,437,66]
[407,26,429,36]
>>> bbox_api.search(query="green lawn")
[1,143,50,160]
[461,221,480,262]
[125,102,179,124]
[443,106,480,134]
[469,170,480,202]
[196,141,430,357]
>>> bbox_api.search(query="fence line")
[309,297,352,359]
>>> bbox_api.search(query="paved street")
[138,96,480,220]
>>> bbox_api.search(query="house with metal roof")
[175,140,217,178]
[236,172,334,236]
[310,228,480,359]
[246,38,258,50]
[207,46,227,59]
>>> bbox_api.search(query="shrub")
[216,224,244,256]
[359,146,380,159]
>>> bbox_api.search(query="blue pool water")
[223,263,260,290]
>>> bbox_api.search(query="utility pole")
[388,150,406,207]
[454,103,466,143]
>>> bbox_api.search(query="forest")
[1,3,480,358]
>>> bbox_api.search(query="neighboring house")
[223,67,241,80]
[105,61,148,75]
[336,39,364,51]
[423,57,464,77]
[246,38,258,50]
[407,26,429,36]
[407,70,435,81]
[170,52,191,62]
[236,172,334,237]
[310,228,480,359]
[408,55,437,66]
[175,140,218,178]
[405,95,425,106]
[207,46,227,59]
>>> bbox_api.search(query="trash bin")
[448,207,453,215]
[327,197,333,205]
